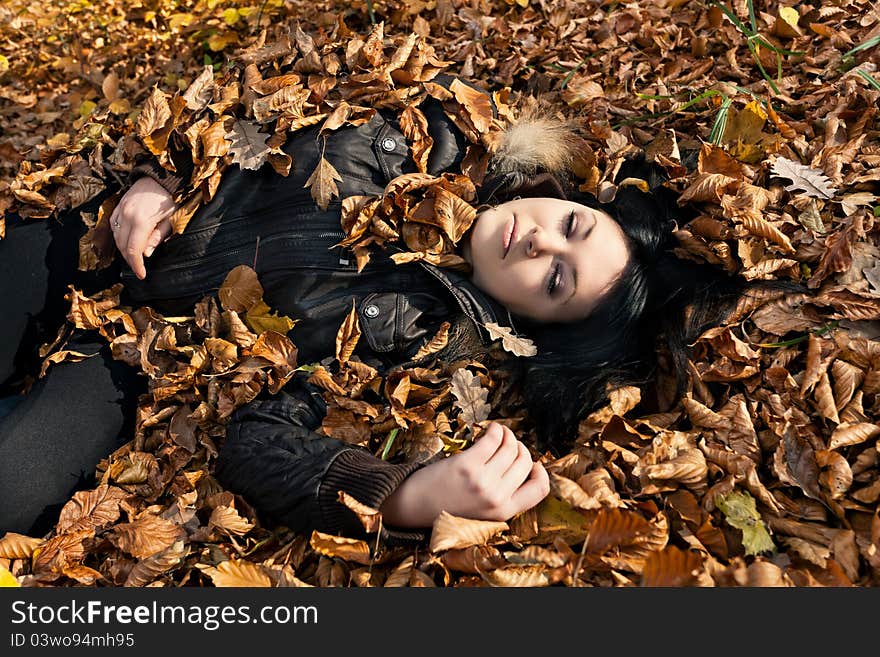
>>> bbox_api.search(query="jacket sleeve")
[127,131,195,196]
[214,373,429,543]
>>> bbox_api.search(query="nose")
[525,227,561,258]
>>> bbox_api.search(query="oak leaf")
[483,322,537,357]
[225,119,270,170]
[450,367,491,425]
[770,157,836,199]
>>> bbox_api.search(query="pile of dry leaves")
[0,0,879,587]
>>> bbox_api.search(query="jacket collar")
[417,260,512,343]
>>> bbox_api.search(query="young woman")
[0,74,756,542]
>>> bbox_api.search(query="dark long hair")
[476,154,804,453]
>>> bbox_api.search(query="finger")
[465,422,505,462]
[113,209,134,259]
[143,228,163,258]
[482,426,520,480]
[509,462,551,513]
[156,216,173,241]
[124,220,156,280]
[499,442,534,490]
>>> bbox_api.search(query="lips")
[502,216,516,259]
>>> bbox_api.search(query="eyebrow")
[562,216,596,305]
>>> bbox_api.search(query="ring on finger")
[113,217,121,230]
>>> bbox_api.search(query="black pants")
[0,192,145,537]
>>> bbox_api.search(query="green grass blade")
[709,96,732,145]
[753,35,804,56]
[755,322,840,348]
[843,35,880,58]
[711,0,753,36]
[857,69,880,91]
[748,39,781,94]
[380,428,399,461]
[746,0,757,33]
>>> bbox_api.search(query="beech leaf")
[429,511,508,552]
[716,490,775,556]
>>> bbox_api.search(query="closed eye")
[547,210,577,296]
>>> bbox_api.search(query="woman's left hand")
[108,176,177,280]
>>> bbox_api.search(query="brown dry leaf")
[309,531,372,565]
[111,514,185,560]
[208,505,255,537]
[337,492,382,534]
[182,65,215,111]
[56,485,127,534]
[225,119,270,170]
[335,300,361,365]
[828,422,880,450]
[481,565,552,587]
[218,265,263,313]
[641,545,709,587]
[305,155,343,210]
[816,449,852,500]
[429,511,508,552]
[771,157,836,200]
[483,322,537,357]
[773,425,823,503]
[137,86,173,155]
[124,541,187,587]
[400,104,433,173]
[549,473,602,511]
[202,559,273,587]
[450,367,491,425]
[413,321,451,360]
[440,545,507,575]
[0,533,44,560]
[449,77,494,135]
[586,508,655,555]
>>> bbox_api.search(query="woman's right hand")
[108,176,177,280]
[379,421,551,528]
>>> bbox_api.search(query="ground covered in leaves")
[1,0,879,587]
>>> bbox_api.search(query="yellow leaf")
[168,13,196,30]
[207,32,239,52]
[245,299,297,335]
[108,98,130,115]
[78,100,96,118]
[0,565,19,587]
[779,6,799,28]
[0,55,9,75]
[222,8,240,25]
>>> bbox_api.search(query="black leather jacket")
[127,76,508,542]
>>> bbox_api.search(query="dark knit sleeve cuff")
[127,132,195,196]
[318,449,428,544]
[128,160,188,196]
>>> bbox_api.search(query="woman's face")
[462,196,631,323]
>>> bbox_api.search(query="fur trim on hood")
[488,104,583,177]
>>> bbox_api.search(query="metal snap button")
[364,304,380,318]
[380,137,396,152]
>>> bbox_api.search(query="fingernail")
[145,247,154,257]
